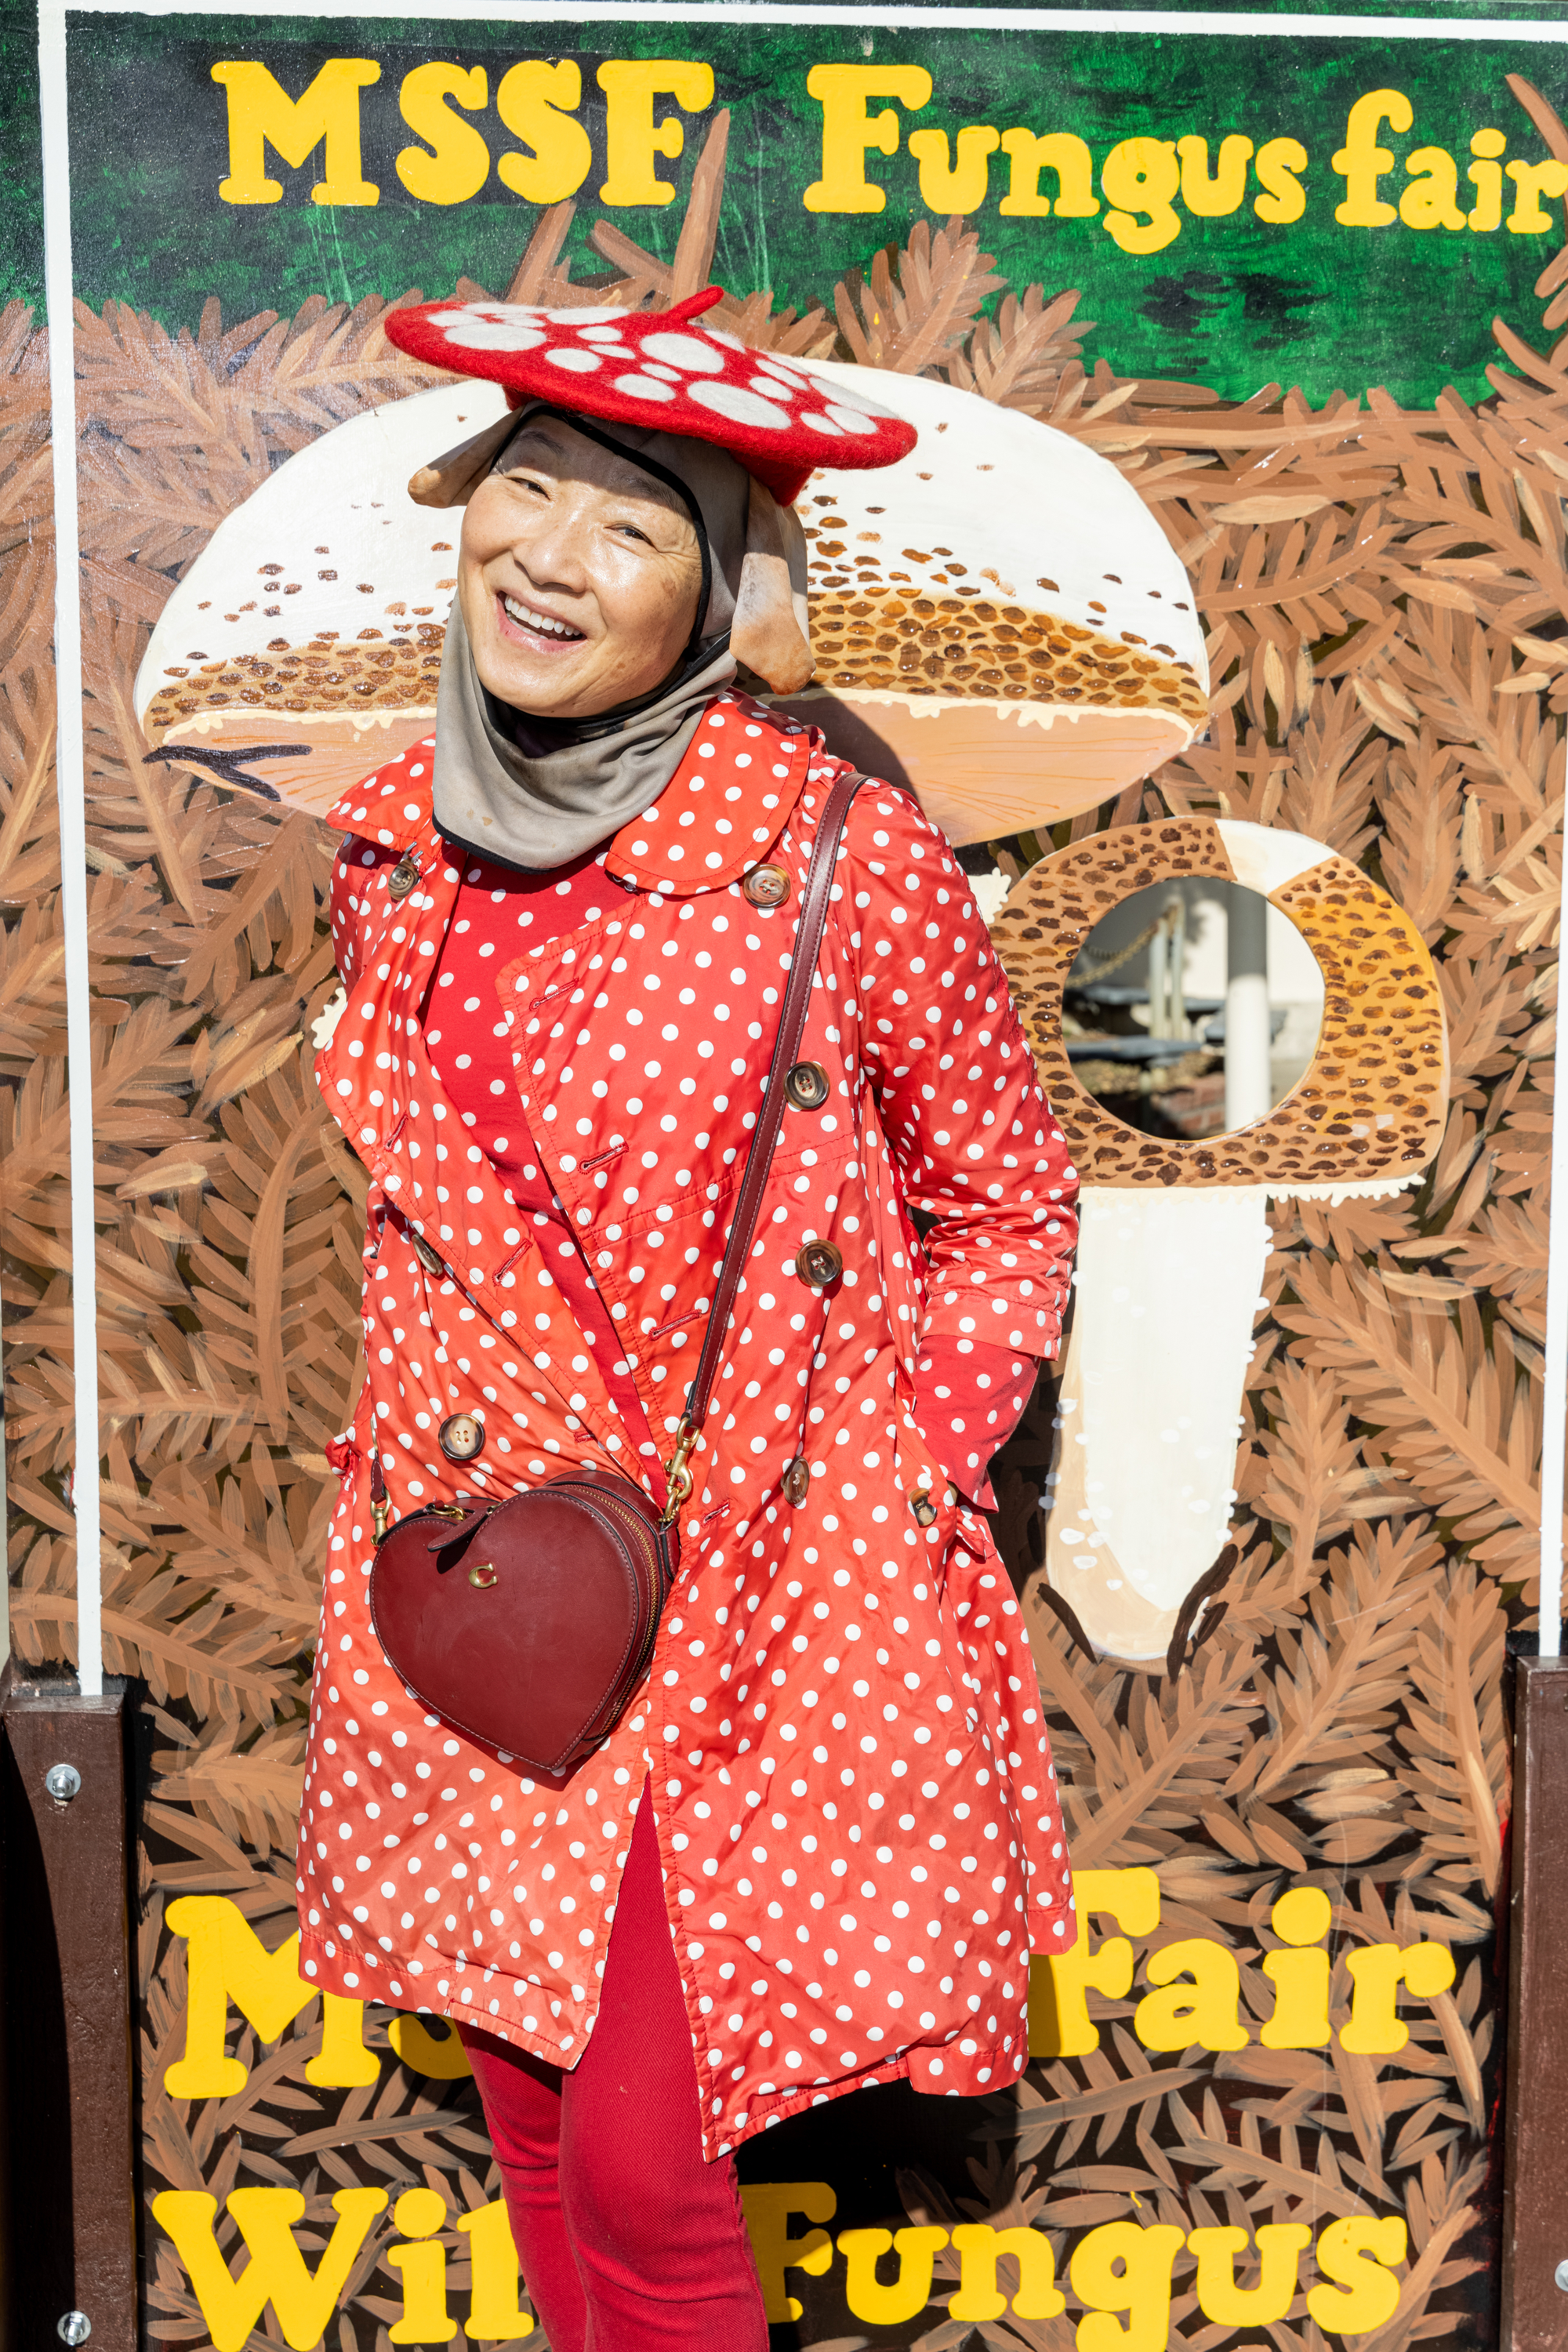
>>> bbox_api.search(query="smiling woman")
[415,340,829,871]
[296,287,1080,2352]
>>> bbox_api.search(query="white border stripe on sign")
[46,1,1568,30]
[39,0,102,1697]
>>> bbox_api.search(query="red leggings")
[458,1796,768,2352]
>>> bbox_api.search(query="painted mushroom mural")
[134,313,1208,842]
[132,309,1447,1674]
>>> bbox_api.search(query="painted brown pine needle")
[2,76,1566,2350]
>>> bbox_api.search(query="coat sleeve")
[840,777,1079,1358]
[328,833,396,988]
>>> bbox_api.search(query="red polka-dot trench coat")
[298,688,1080,2158]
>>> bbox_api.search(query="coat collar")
[322,690,816,895]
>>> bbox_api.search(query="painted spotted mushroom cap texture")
[381,286,916,507]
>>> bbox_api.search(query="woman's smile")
[496,590,587,652]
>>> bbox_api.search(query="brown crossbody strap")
[661,766,865,1522]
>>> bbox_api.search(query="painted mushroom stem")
[993,817,1449,1664]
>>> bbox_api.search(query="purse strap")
[662,764,866,1523]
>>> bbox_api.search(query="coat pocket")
[892,1392,964,1569]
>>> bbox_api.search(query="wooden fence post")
[1503,1651,1568,2351]
[0,1671,136,2351]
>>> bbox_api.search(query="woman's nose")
[510,503,586,593]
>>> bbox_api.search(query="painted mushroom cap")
[382,286,916,507]
[782,364,1209,845]
[136,365,1207,841]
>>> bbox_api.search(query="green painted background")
[58,9,1568,402]
[1,0,42,321]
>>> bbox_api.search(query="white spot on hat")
[800,412,847,437]
[438,318,546,353]
[547,347,603,372]
[642,332,724,375]
[826,405,879,437]
[429,304,540,328]
[613,373,678,404]
[691,381,791,430]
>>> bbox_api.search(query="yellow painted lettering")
[211,59,380,206]
[1307,2216,1407,2335]
[1507,157,1568,232]
[316,1992,379,2086]
[840,2227,949,2325]
[151,2187,388,2352]
[388,2013,474,2079]
[949,2223,1065,2321]
[1261,1886,1332,2050]
[456,2201,533,2338]
[495,60,592,205]
[396,64,490,205]
[1071,2222,1186,2352]
[1468,129,1506,230]
[907,125,999,212]
[1400,145,1465,230]
[596,60,713,206]
[1101,139,1182,254]
[1254,135,1308,222]
[1332,89,1413,226]
[1177,133,1254,216]
[1133,1936,1249,2053]
[739,2183,836,2324]
[165,1896,374,2096]
[803,64,932,213]
[1029,1868,1160,2058]
[999,128,1099,216]
[388,2189,456,2346]
[1189,2224,1312,2325]
[1340,1940,1455,2053]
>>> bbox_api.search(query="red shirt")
[423,844,663,1486]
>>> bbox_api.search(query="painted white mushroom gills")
[991,817,1450,1665]
[136,371,1207,842]
[777,362,1208,845]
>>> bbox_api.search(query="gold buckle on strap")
[661,1420,699,1529]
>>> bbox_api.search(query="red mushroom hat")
[383,286,915,507]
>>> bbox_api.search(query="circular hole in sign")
[1063,877,1323,1142]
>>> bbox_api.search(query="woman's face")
[458,418,705,720]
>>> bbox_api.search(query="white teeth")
[502,593,581,640]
